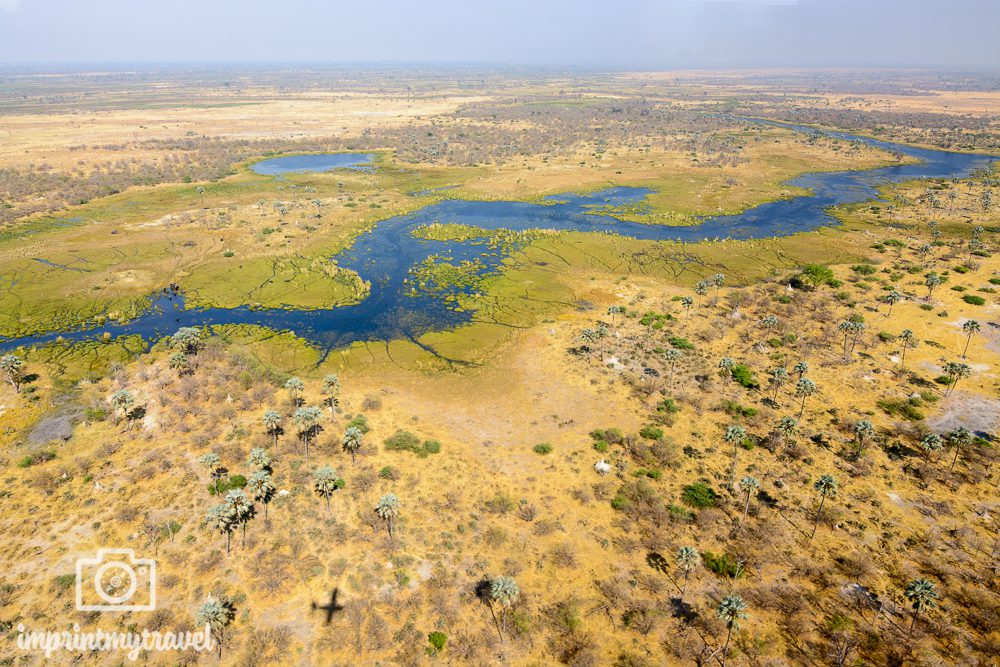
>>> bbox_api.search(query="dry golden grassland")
[0,72,997,666]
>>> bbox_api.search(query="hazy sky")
[1,0,998,69]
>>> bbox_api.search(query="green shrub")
[989,278,1000,285]
[656,398,680,414]
[667,503,695,522]
[851,264,877,275]
[592,440,609,453]
[84,406,108,422]
[423,440,441,455]
[17,449,56,468]
[346,414,370,433]
[702,551,743,578]
[610,494,630,511]
[718,400,757,418]
[385,430,423,454]
[53,574,76,591]
[681,482,719,509]
[428,631,447,655]
[962,295,986,305]
[876,399,924,421]
[639,425,663,440]
[634,468,662,480]
[730,364,758,389]
[208,474,247,496]
[532,443,553,455]
[379,466,398,480]
[667,336,695,350]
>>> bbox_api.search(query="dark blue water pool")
[2,123,995,355]
[251,153,374,175]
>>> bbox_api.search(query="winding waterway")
[2,123,995,353]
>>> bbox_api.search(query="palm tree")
[680,296,694,318]
[581,324,609,362]
[847,321,865,359]
[961,320,980,359]
[293,406,323,459]
[838,320,854,359]
[760,314,779,334]
[223,489,255,547]
[852,420,875,459]
[247,447,272,472]
[795,378,816,420]
[263,410,282,447]
[206,503,236,554]
[724,425,747,491]
[898,329,918,371]
[712,273,726,297]
[321,374,340,419]
[775,416,798,445]
[375,493,399,539]
[342,425,363,463]
[716,594,748,667]
[0,354,25,393]
[811,474,838,539]
[664,348,682,387]
[489,576,520,639]
[199,452,225,495]
[695,280,710,301]
[768,367,789,402]
[246,470,276,519]
[903,579,939,635]
[881,290,903,318]
[792,361,808,380]
[313,465,344,513]
[312,199,323,217]
[925,273,942,299]
[196,596,236,658]
[919,433,943,473]
[675,546,700,599]
[170,326,202,354]
[947,426,973,472]
[607,305,625,329]
[109,389,135,423]
[737,476,760,531]
[195,186,205,205]
[718,357,734,385]
[168,352,190,376]
[284,377,304,405]
[917,244,932,263]
[942,362,971,396]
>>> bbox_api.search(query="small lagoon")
[251,153,374,175]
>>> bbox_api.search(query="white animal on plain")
[594,460,611,476]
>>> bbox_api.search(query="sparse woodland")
[0,70,997,666]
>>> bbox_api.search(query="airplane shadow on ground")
[312,588,345,624]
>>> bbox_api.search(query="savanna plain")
[0,68,998,666]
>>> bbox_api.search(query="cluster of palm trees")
[197,370,407,554]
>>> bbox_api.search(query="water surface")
[251,153,374,175]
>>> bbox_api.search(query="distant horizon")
[2,63,999,75]
[1,0,997,70]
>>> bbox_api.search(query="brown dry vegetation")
[0,69,997,666]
